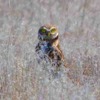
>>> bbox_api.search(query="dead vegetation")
[0,0,100,100]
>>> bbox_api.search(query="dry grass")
[0,0,100,100]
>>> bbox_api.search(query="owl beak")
[48,32,51,37]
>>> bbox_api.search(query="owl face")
[38,25,59,41]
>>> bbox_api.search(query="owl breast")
[35,41,54,64]
[40,41,53,54]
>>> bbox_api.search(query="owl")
[35,24,67,71]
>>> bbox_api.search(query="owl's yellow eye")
[40,28,46,34]
[39,28,47,34]
[50,28,57,34]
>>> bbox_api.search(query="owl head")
[38,24,59,41]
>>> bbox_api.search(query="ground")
[0,0,100,100]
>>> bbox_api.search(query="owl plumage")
[35,24,67,69]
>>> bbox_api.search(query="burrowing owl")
[35,24,67,70]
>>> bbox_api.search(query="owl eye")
[39,28,47,34]
[51,28,57,34]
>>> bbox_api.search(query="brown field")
[0,0,100,100]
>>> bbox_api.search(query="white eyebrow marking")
[50,27,56,30]
[43,26,50,31]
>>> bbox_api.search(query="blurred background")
[0,0,100,100]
